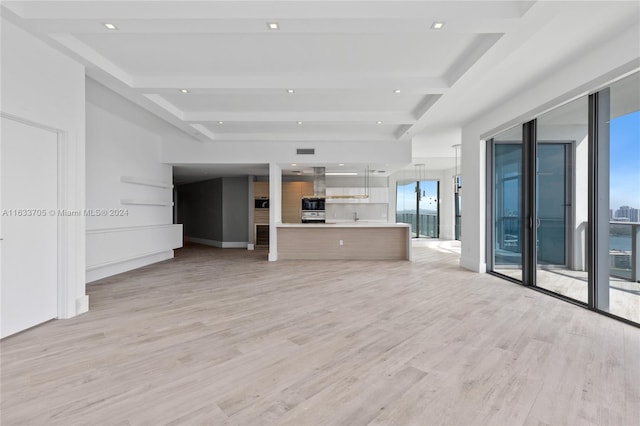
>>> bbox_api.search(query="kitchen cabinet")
[255,224,269,246]
[254,181,269,198]
[253,181,270,246]
[282,182,302,223]
[282,181,314,223]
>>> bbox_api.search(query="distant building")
[614,206,639,222]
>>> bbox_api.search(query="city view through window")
[489,73,639,325]
[609,109,640,227]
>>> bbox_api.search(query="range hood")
[307,166,370,199]
[312,167,326,197]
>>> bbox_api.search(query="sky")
[610,110,640,210]
[396,180,438,213]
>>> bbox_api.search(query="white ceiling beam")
[206,133,397,142]
[135,74,449,92]
[143,94,185,120]
[185,111,414,123]
[188,124,217,140]
[3,19,518,35]
[8,1,532,21]
[40,34,136,86]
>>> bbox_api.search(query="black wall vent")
[296,148,315,155]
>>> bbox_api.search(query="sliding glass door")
[490,127,523,281]
[600,73,640,324]
[487,71,639,326]
[535,97,589,303]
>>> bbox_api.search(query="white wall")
[1,17,87,318]
[460,23,640,272]
[162,134,411,166]
[85,78,182,282]
[412,127,462,158]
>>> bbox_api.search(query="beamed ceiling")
[2,1,638,152]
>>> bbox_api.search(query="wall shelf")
[121,176,173,189]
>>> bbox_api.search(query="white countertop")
[277,222,410,228]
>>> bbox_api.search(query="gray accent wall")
[177,177,249,244]
[222,177,249,242]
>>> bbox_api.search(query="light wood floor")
[495,267,640,324]
[2,241,639,426]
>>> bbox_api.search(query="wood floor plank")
[1,241,638,425]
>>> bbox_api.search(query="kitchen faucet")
[353,211,359,222]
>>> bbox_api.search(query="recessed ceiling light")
[291,163,297,167]
[394,89,401,94]
[431,21,445,30]
[326,172,358,176]
[267,22,279,30]
[297,121,303,125]
[103,23,118,30]
[179,89,189,93]
[339,163,345,166]
[287,89,295,94]
[376,121,383,125]
[218,121,224,124]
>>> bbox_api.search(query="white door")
[1,117,58,338]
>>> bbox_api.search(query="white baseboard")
[186,236,248,249]
[75,295,89,315]
[460,256,486,273]
[87,250,174,283]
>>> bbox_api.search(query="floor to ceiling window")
[396,180,439,238]
[535,97,589,304]
[487,71,639,327]
[489,126,523,281]
[454,175,462,241]
[600,73,640,324]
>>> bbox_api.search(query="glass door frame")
[487,121,588,306]
[487,140,524,280]
[486,84,639,328]
[535,141,574,270]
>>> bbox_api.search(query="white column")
[268,163,282,261]
[439,167,456,240]
[460,129,486,272]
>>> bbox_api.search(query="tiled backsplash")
[325,203,388,222]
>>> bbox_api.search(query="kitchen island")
[276,222,411,261]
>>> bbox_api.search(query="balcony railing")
[609,221,639,282]
[396,213,438,238]
[493,218,639,282]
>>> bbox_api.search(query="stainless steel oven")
[301,210,325,223]
[301,197,325,211]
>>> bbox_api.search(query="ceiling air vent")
[296,148,315,155]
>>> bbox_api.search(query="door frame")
[535,140,575,270]
[1,112,73,321]
[486,139,524,276]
